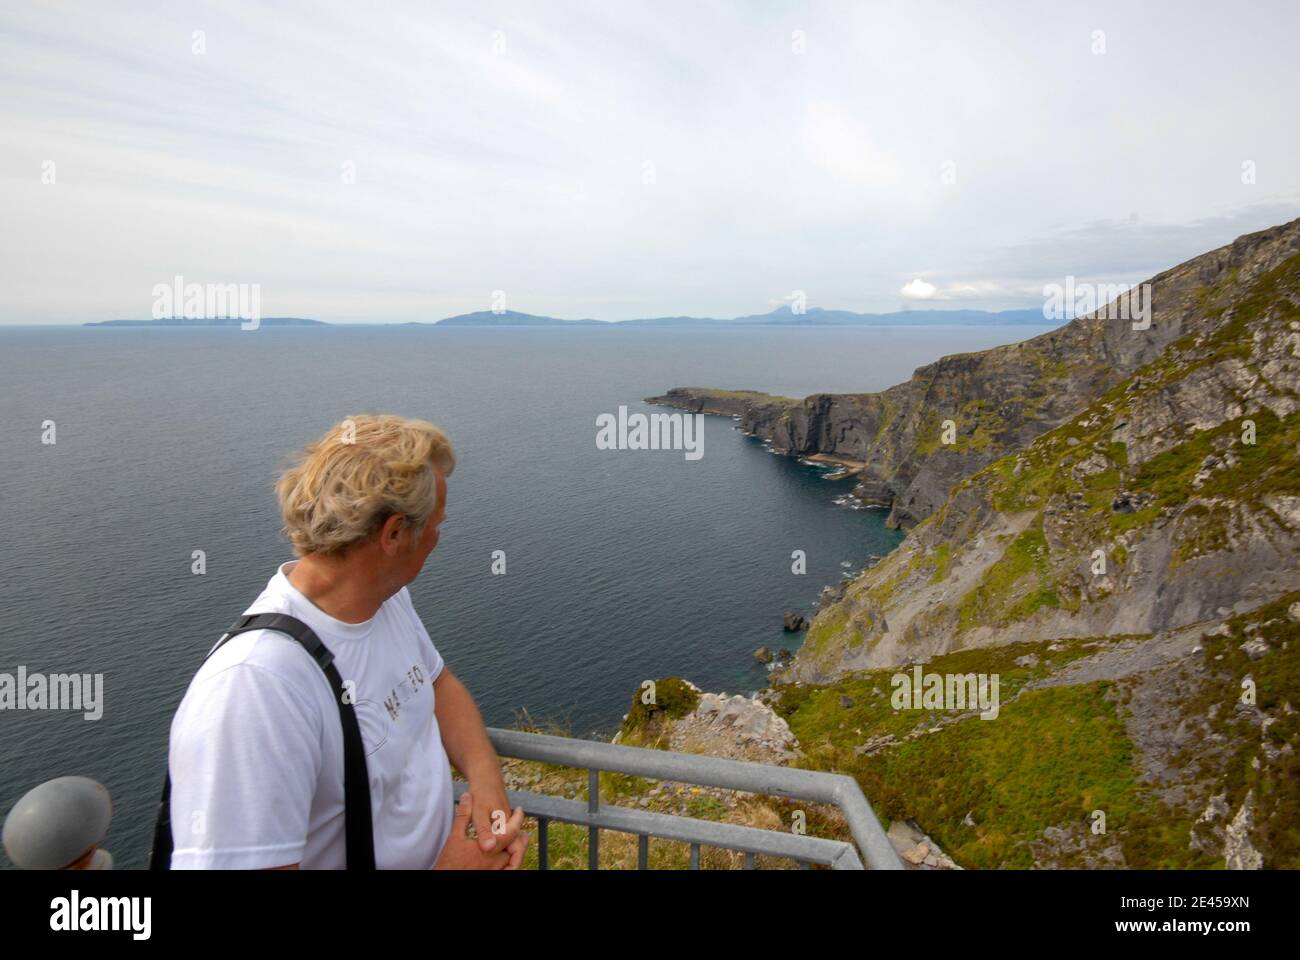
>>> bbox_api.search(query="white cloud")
[900,278,937,300]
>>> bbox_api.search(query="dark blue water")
[0,323,1050,866]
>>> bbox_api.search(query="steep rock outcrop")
[649,218,1300,529]
[791,219,1300,680]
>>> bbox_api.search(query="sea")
[0,322,1052,866]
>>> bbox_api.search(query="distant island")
[431,306,1052,326]
[81,307,1055,328]
[435,310,606,326]
[84,317,325,327]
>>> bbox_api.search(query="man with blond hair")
[164,415,527,869]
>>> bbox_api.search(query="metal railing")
[3,729,903,870]
[470,727,903,870]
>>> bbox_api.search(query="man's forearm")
[433,669,525,860]
[434,670,503,784]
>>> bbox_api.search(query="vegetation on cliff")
[767,222,1300,869]
[524,220,1300,871]
[795,227,1300,679]
[769,593,1300,868]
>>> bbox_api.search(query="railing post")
[588,769,600,871]
[537,816,549,871]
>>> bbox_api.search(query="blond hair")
[276,415,455,556]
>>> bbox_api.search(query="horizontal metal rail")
[452,782,864,868]
[475,727,903,870]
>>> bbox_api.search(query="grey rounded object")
[2,777,112,870]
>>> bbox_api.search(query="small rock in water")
[753,646,773,664]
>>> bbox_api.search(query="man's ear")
[377,513,408,556]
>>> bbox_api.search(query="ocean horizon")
[0,321,1052,867]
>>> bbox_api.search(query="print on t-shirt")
[352,663,432,758]
[383,662,428,722]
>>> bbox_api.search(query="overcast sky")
[1,0,1297,324]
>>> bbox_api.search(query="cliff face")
[649,219,1300,530]
[789,219,1300,680]
[650,218,1300,869]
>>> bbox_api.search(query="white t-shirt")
[167,560,455,869]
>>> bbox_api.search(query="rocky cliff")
[650,218,1300,868]
[649,219,1300,530]
[792,219,1300,679]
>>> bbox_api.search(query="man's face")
[403,464,446,580]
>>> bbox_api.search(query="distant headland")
[84,317,325,327]
[83,307,1052,328]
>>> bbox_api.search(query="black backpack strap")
[150,613,376,870]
